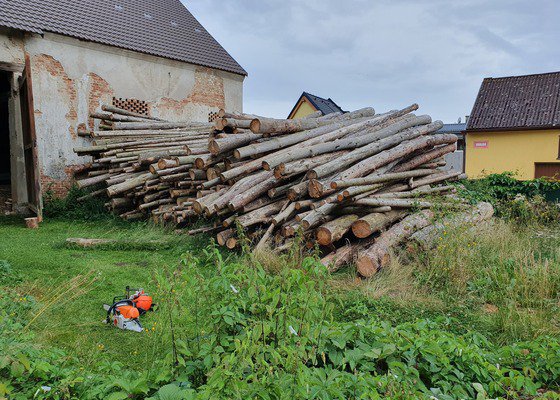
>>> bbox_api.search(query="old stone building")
[0,0,246,215]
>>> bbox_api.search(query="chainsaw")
[103,286,154,332]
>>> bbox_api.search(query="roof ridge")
[484,70,560,81]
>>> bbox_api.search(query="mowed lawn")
[0,216,210,370]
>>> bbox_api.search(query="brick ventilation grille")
[208,111,219,123]
[113,97,149,116]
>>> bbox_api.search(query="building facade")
[0,0,246,214]
[288,92,344,119]
[465,72,560,180]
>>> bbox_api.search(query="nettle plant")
[151,244,560,399]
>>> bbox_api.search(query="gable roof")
[0,0,247,76]
[467,71,560,131]
[303,92,344,115]
[288,92,344,118]
[437,123,466,135]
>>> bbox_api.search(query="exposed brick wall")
[155,67,225,120]
[32,54,78,139]
[40,165,82,198]
[87,72,114,129]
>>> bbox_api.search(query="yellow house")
[465,71,560,180]
[288,92,344,119]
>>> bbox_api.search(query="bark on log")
[339,133,457,181]
[217,229,235,246]
[113,121,212,131]
[236,201,284,228]
[262,115,432,171]
[409,202,494,249]
[307,118,438,179]
[356,210,435,277]
[250,107,375,135]
[331,169,436,189]
[392,143,457,172]
[107,172,155,197]
[351,211,407,238]
[316,214,359,245]
[353,198,447,209]
[101,105,165,121]
[321,237,376,273]
[208,133,263,155]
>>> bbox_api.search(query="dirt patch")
[483,303,499,314]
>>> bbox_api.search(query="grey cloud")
[185,0,560,121]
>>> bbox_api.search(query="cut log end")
[351,220,372,239]
[208,140,220,155]
[316,228,332,246]
[356,255,379,278]
[308,179,325,199]
[249,119,260,134]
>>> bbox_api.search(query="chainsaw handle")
[106,299,134,323]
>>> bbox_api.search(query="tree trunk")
[236,200,284,228]
[262,115,432,171]
[101,104,166,121]
[316,214,359,245]
[339,133,457,181]
[208,133,263,155]
[409,202,494,249]
[356,210,434,277]
[351,211,407,238]
[250,107,375,135]
[392,143,457,172]
[321,238,375,272]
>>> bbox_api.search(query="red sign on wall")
[474,141,488,149]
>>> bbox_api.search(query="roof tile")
[467,71,560,131]
[0,0,246,76]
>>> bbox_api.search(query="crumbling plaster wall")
[22,32,244,195]
[0,29,25,65]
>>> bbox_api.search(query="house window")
[112,97,149,116]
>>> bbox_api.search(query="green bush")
[2,246,560,399]
[43,185,112,221]
[457,173,560,225]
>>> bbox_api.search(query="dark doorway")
[0,70,10,213]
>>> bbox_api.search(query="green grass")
[0,215,212,370]
[2,213,559,373]
[2,193,560,398]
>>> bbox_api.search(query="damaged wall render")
[1,30,244,198]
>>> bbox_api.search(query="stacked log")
[74,103,493,277]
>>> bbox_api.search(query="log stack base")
[74,103,493,277]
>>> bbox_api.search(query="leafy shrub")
[43,185,110,221]
[0,260,21,285]
[148,245,560,399]
[2,245,560,399]
[457,173,560,224]
[458,173,560,203]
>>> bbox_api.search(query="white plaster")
[0,30,25,65]
[1,31,244,181]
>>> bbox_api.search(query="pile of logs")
[74,103,493,277]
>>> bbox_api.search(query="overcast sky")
[185,0,560,122]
